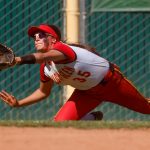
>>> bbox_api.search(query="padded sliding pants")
[54,67,150,121]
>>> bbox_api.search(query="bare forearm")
[16,89,48,107]
[15,53,39,64]
[15,50,66,65]
[15,53,49,64]
[0,81,53,108]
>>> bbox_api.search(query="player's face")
[33,32,55,52]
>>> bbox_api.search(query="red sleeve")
[40,63,51,82]
[53,42,76,64]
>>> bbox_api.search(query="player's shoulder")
[40,63,51,82]
[40,63,46,74]
[53,42,76,63]
[53,41,70,49]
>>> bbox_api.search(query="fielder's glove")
[0,43,15,71]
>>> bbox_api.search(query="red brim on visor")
[28,24,59,41]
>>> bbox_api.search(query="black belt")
[99,62,114,85]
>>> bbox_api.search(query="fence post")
[63,0,80,101]
[79,0,86,43]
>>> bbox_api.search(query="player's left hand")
[0,90,18,107]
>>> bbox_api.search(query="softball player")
[0,24,150,121]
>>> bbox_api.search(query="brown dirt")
[0,127,150,150]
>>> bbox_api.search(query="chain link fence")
[85,0,150,120]
[0,0,149,120]
[0,0,64,120]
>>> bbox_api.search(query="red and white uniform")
[27,24,150,121]
[40,42,109,90]
[40,42,150,121]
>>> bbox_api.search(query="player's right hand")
[0,90,18,107]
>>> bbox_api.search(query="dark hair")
[45,24,99,55]
[48,25,61,41]
[67,43,100,56]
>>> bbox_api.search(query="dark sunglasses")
[33,32,51,40]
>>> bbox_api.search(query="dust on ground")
[0,127,150,150]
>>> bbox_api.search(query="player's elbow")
[42,91,50,99]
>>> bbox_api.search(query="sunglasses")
[33,32,51,40]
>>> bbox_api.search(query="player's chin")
[36,48,46,53]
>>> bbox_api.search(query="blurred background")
[0,0,150,120]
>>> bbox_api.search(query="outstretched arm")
[15,50,66,65]
[0,80,53,107]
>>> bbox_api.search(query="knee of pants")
[52,101,80,121]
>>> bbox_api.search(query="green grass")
[0,120,150,129]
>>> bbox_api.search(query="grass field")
[0,120,150,129]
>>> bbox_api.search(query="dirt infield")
[0,127,150,150]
